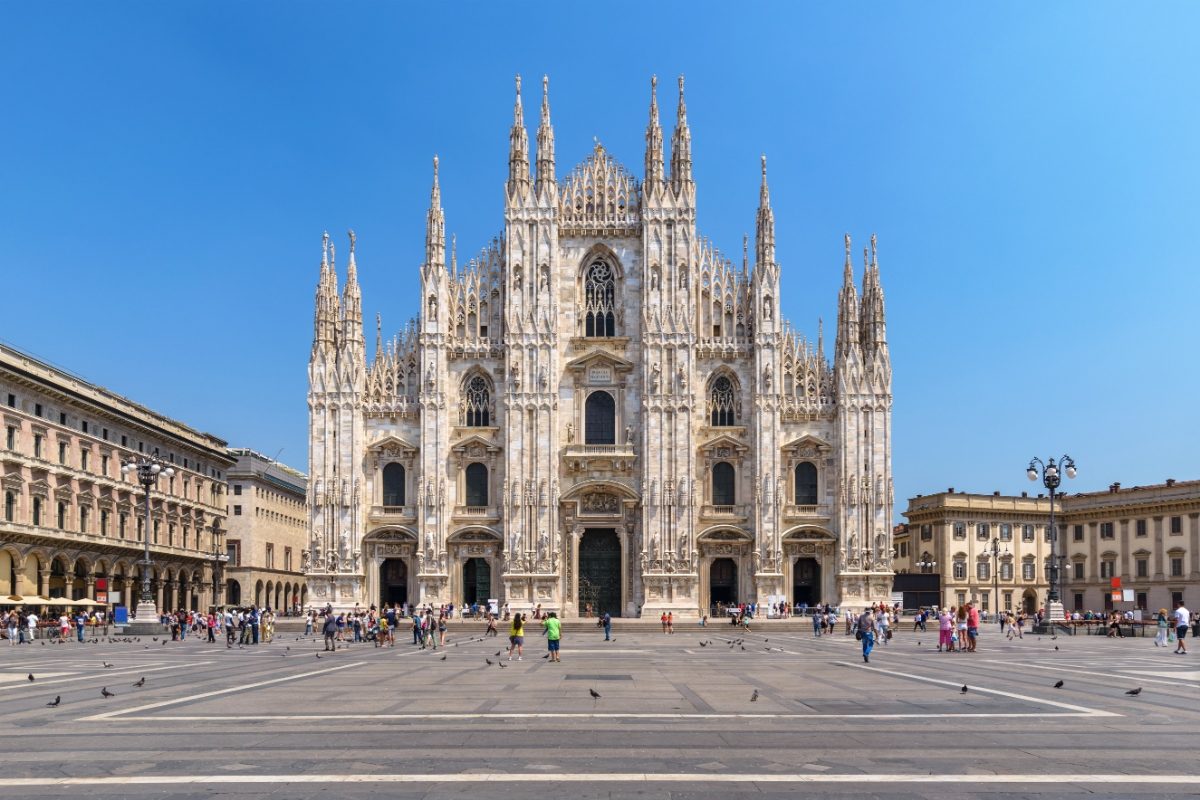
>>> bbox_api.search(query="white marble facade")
[306,76,894,616]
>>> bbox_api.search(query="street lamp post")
[1027,455,1077,621]
[211,524,228,613]
[987,536,1008,625]
[120,454,174,632]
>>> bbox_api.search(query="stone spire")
[313,231,337,348]
[835,233,860,360]
[507,74,530,199]
[644,75,665,192]
[670,75,693,193]
[375,312,382,356]
[425,156,446,269]
[535,75,556,193]
[342,230,363,344]
[755,154,775,267]
[860,234,887,350]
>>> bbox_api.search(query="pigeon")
[440,654,447,661]
[589,688,601,700]
[1125,687,1142,696]
[162,640,168,646]
[494,650,502,657]
[133,677,145,688]
[101,687,115,698]
[46,696,61,707]
[1054,646,1059,651]
[485,658,494,666]
[960,685,968,694]
[152,637,158,642]
[542,654,550,660]
[103,662,113,669]
[27,674,34,683]
[315,653,322,659]
[699,641,708,647]
[1053,680,1064,689]
[498,661,507,668]
[750,689,759,702]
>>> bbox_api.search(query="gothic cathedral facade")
[306,76,894,616]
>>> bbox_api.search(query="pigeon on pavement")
[750,689,759,702]
[133,677,145,688]
[1053,680,1064,689]
[960,685,968,694]
[46,696,61,707]
[100,687,115,698]
[1125,687,1143,696]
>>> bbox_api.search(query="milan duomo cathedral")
[306,76,894,617]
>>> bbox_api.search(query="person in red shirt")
[966,603,981,652]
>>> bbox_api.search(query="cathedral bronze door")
[709,557,737,606]
[579,528,621,617]
[792,557,821,607]
[462,557,491,606]
[380,558,408,608]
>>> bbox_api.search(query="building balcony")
[562,443,636,475]
[783,503,832,522]
[367,505,417,525]
[451,505,500,523]
[700,504,748,522]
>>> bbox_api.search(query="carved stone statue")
[301,549,311,572]
[511,361,520,389]
[328,550,338,572]
[677,365,687,391]
[566,423,575,443]
[625,425,633,444]
[651,362,661,392]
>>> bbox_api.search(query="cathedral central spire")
[507,74,530,198]
[535,75,556,193]
[644,75,665,191]
[755,154,775,267]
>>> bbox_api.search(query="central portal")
[380,558,408,608]
[578,528,621,617]
[710,557,738,606]
[462,557,491,607]
[792,557,821,607]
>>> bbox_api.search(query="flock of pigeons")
[27,668,149,707]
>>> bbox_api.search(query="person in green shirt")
[542,612,562,662]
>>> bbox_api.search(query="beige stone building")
[900,480,1200,615]
[223,448,308,612]
[1059,479,1199,614]
[0,343,233,612]
[306,76,896,615]
[900,490,1055,614]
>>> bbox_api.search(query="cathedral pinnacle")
[670,74,692,192]
[644,74,665,190]
[755,154,775,267]
[508,74,530,197]
[425,156,446,269]
[535,75,556,191]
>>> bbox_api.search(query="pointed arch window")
[382,463,406,507]
[584,261,616,337]
[465,463,488,507]
[712,462,736,506]
[585,391,616,445]
[794,462,818,505]
[463,375,492,427]
[709,376,737,426]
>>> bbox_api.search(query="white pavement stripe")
[76,661,366,721]
[0,773,1195,786]
[0,662,213,692]
[840,661,1119,717]
[100,711,1100,722]
[980,660,1199,687]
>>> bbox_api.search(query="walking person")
[812,609,822,637]
[857,607,876,663]
[1154,608,1169,647]
[321,612,337,651]
[542,611,562,662]
[601,611,612,641]
[507,612,525,660]
[1173,601,1190,655]
[876,607,890,646]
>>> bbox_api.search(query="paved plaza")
[0,622,1197,798]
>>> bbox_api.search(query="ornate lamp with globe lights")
[120,453,175,632]
[1026,455,1077,621]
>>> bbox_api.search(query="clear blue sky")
[3,3,1197,516]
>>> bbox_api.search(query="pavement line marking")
[0,773,1194,786]
[839,661,1119,717]
[102,711,1100,722]
[76,661,365,721]
[979,660,1198,687]
[0,662,213,692]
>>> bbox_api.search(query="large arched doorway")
[226,579,242,607]
[793,557,821,606]
[710,557,737,605]
[380,558,408,608]
[1022,588,1038,615]
[578,528,621,617]
[462,557,491,607]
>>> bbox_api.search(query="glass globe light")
[164,467,175,477]
[1027,468,1037,481]
[1065,466,1077,479]
[150,464,161,474]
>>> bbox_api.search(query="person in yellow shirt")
[507,613,525,660]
